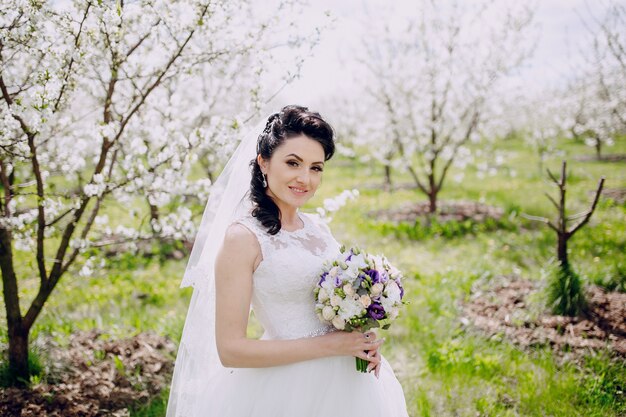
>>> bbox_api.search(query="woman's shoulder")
[216,221,262,273]
[223,221,257,245]
[222,215,261,248]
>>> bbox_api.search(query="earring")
[262,173,268,188]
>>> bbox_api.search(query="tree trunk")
[383,164,392,192]
[428,190,437,213]
[595,138,602,161]
[557,232,569,273]
[0,227,30,386]
[149,200,160,234]
[7,323,29,387]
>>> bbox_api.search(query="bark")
[0,228,29,386]
[557,232,570,273]
[383,164,392,192]
[149,201,160,234]
[428,189,438,213]
[7,324,29,387]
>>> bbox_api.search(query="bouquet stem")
[356,355,368,373]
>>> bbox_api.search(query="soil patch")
[0,330,176,416]
[599,188,626,205]
[461,276,626,360]
[370,200,505,223]
[362,181,417,192]
[575,154,626,163]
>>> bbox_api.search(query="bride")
[167,105,409,416]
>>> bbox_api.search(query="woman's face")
[258,134,326,210]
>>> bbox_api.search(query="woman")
[167,106,408,416]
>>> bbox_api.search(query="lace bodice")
[234,211,341,340]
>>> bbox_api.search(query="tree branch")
[52,2,92,112]
[568,177,605,236]
[520,212,559,232]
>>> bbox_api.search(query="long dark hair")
[250,105,335,235]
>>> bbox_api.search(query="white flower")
[322,305,336,321]
[317,288,329,303]
[332,316,346,330]
[329,266,340,278]
[388,307,399,320]
[381,296,395,315]
[344,264,361,282]
[330,295,342,307]
[350,253,368,269]
[343,283,355,296]
[338,297,365,320]
[371,283,384,296]
[387,264,402,280]
[371,255,386,272]
[359,294,372,308]
[384,281,402,303]
[321,279,335,293]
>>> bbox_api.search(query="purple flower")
[396,278,404,299]
[380,271,390,283]
[367,303,386,320]
[334,275,342,287]
[356,273,367,288]
[366,269,381,284]
[318,272,328,286]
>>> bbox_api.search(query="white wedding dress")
[196,211,409,417]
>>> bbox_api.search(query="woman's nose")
[296,169,309,183]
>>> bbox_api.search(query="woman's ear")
[257,154,267,173]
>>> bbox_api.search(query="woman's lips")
[289,186,308,195]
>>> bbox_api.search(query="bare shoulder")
[224,223,260,253]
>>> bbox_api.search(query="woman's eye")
[286,160,322,172]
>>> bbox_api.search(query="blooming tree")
[355,1,535,213]
[0,0,324,386]
[567,1,626,159]
[501,89,568,176]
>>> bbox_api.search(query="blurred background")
[0,0,624,415]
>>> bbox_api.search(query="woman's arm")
[214,223,383,369]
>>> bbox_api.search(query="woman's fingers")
[367,346,382,378]
[356,350,370,361]
[366,349,381,372]
[362,337,385,350]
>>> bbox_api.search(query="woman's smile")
[289,186,309,195]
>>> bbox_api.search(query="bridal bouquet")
[314,246,406,372]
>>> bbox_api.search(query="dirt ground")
[370,200,505,223]
[461,276,626,360]
[0,330,176,417]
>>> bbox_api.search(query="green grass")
[1,134,625,416]
[129,389,169,417]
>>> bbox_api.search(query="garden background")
[1,0,624,416]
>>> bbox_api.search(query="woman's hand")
[365,344,382,378]
[322,330,385,377]
[361,330,384,378]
